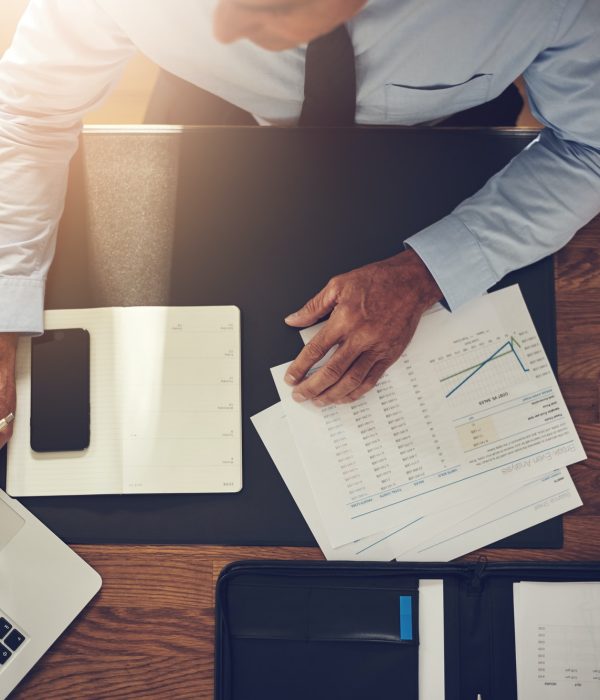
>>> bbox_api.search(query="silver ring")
[0,412,15,431]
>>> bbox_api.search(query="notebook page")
[514,582,600,699]
[117,306,242,493]
[7,309,122,496]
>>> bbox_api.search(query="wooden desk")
[12,216,600,699]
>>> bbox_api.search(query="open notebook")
[6,307,242,496]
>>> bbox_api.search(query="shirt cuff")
[404,214,498,311]
[0,277,44,334]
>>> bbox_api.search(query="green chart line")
[443,337,529,398]
[440,336,522,383]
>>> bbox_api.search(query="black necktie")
[299,24,356,127]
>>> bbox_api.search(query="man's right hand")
[0,333,18,450]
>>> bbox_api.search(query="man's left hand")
[284,249,442,405]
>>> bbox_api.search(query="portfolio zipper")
[476,561,600,581]
[219,559,600,590]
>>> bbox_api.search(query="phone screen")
[30,328,90,452]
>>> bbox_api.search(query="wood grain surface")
[10,216,600,700]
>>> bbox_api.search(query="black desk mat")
[1,128,563,547]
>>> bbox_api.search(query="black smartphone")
[30,328,90,452]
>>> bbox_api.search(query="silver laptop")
[0,489,101,699]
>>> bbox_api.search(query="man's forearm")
[0,332,18,379]
[0,332,17,448]
[0,0,135,334]
[0,333,18,356]
[406,128,600,310]
[408,0,600,311]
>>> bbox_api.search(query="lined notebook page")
[117,306,242,493]
[7,309,122,496]
[6,306,242,496]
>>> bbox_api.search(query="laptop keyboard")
[0,614,27,668]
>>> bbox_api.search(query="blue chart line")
[445,339,529,398]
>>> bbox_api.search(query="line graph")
[441,336,529,399]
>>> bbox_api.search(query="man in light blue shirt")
[0,0,599,447]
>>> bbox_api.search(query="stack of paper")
[252,286,585,561]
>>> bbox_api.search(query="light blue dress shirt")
[0,0,599,332]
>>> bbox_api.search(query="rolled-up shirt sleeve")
[0,0,135,333]
[405,0,600,311]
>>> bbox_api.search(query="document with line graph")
[252,401,579,561]
[271,285,585,547]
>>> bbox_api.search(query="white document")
[397,467,581,561]
[419,579,445,700]
[7,307,242,496]
[514,582,600,699]
[251,403,580,561]
[272,286,585,546]
[252,403,426,560]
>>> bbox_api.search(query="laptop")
[0,489,101,699]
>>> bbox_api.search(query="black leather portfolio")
[215,560,600,700]
[0,128,564,547]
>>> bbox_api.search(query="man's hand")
[284,250,442,405]
[0,333,18,450]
